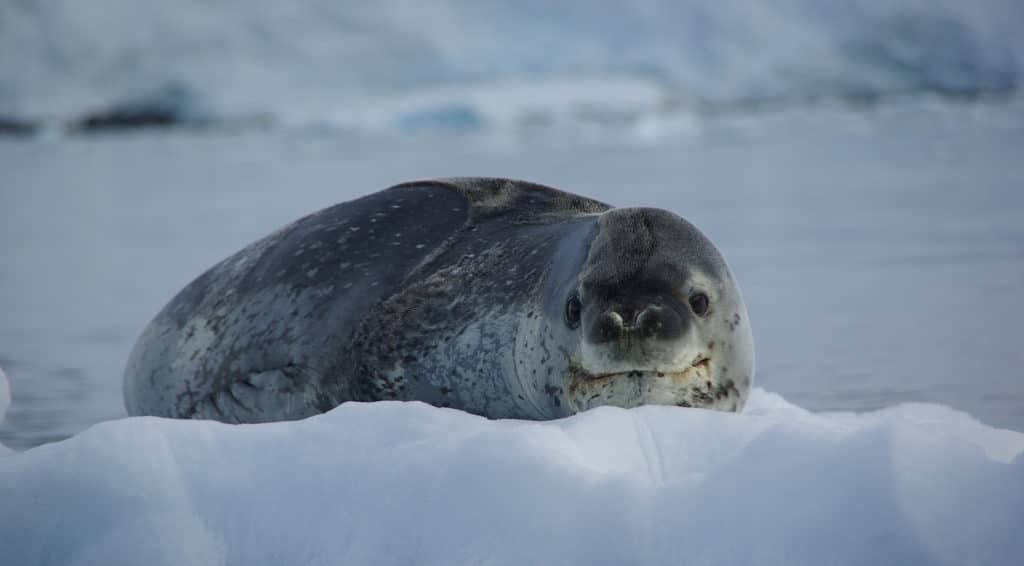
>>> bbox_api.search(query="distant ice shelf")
[2,0,1021,137]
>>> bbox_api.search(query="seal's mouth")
[564,354,740,413]
[585,356,712,382]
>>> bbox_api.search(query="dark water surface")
[2,99,1022,449]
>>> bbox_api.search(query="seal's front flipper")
[190,365,328,423]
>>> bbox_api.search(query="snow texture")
[1,389,1021,566]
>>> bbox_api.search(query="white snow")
[1,389,1021,566]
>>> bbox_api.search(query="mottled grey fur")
[124,178,754,423]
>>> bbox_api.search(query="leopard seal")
[123,178,754,422]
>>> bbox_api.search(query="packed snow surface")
[1,389,1021,566]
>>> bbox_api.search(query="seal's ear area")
[581,208,726,288]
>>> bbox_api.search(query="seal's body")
[124,178,753,422]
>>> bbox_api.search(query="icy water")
[2,99,1023,449]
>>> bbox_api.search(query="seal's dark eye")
[565,293,582,329]
[689,292,709,316]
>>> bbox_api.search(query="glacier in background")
[1,0,1021,136]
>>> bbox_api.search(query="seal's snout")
[589,302,685,344]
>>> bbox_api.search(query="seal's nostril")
[636,305,668,339]
[597,311,624,341]
[592,304,685,343]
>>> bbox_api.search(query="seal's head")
[563,207,753,413]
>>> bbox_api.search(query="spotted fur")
[124,178,754,423]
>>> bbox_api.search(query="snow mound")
[1,389,1022,566]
